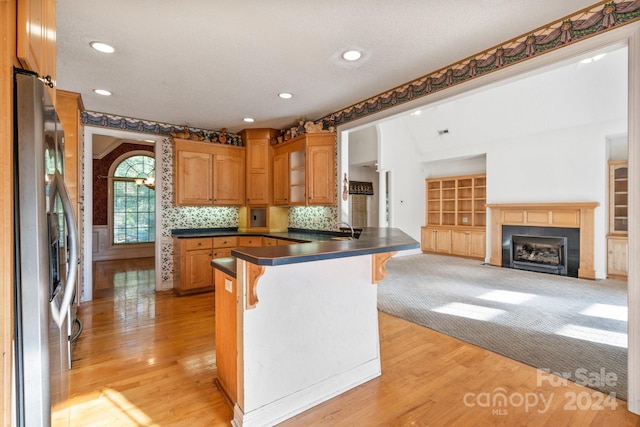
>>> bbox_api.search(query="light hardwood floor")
[68,257,640,426]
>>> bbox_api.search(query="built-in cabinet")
[17,0,57,103]
[272,132,336,206]
[214,268,237,403]
[240,129,279,205]
[607,161,628,278]
[173,235,296,295]
[173,138,246,206]
[173,236,238,295]
[421,174,486,259]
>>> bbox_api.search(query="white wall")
[372,47,628,277]
[377,120,424,255]
[348,126,378,166]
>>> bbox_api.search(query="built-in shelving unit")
[426,174,486,227]
[607,161,628,278]
[422,174,486,260]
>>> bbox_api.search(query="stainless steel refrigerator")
[13,69,80,427]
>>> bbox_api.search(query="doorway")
[82,127,164,302]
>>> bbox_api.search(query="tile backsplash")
[289,206,337,231]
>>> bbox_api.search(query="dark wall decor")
[93,143,154,225]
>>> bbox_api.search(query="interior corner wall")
[377,120,424,254]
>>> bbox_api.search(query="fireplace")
[510,234,568,275]
[487,203,597,279]
[502,226,580,277]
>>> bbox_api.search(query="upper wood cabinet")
[17,0,57,102]
[273,151,289,205]
[240,129,279,205]
[272,132,336,206]
[173,138,245,206]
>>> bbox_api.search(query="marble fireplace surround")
[486,203,599,279]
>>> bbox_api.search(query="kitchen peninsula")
[174,227,418,426]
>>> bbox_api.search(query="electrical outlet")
[225,278,233,293]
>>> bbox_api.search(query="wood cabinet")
[237,236,262,247]
[213,153,245,205]
[607,161,628,278]
[422,174,486,259]
[173,138,245,206]
[421,227,451,254]
[214,268,237,403]
[272,132,336,206]
[173,236,238,295]
[273,151,289,205]
[176,149,212,205]
[173,238,214,295]
[451,229,486,258]
[608,161,628,235]
[17,0,57,102]
[241,129,278,205]
[263,237,279,246]
[607,235,628,278]
[426,174,486,227]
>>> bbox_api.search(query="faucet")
[334,221,355,239]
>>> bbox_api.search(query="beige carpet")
[378,253,628,400]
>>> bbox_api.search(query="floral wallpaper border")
[81,111,242,146]
[317,0,640,129]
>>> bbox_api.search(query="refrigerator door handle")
[49,170,79,329]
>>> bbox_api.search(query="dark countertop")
[210,257,237,278]
[195,227,419,271]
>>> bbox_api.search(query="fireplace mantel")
[486,202,599,279]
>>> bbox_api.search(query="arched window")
[112,154,155,245]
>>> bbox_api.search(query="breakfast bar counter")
[207,227,418,427]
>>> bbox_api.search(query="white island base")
[222,253,392,427]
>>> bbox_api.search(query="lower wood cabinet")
[421,227,451,254]
[174,235,295,295]
[237,236,262,247]
[451,229,486,258]
[214,268,237,403]
[607,235,628,278]
[421,226,485,260]
[173,236,238,295]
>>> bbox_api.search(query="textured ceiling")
[56,0,599,134]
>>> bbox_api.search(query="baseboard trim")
[233,358,381,427]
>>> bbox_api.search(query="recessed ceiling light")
[243,117,255,123]
[342,50,362,61]
[278,92,293,99]
[410,110,422,116]
[94,89,112,96]
[90,41,115,54]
